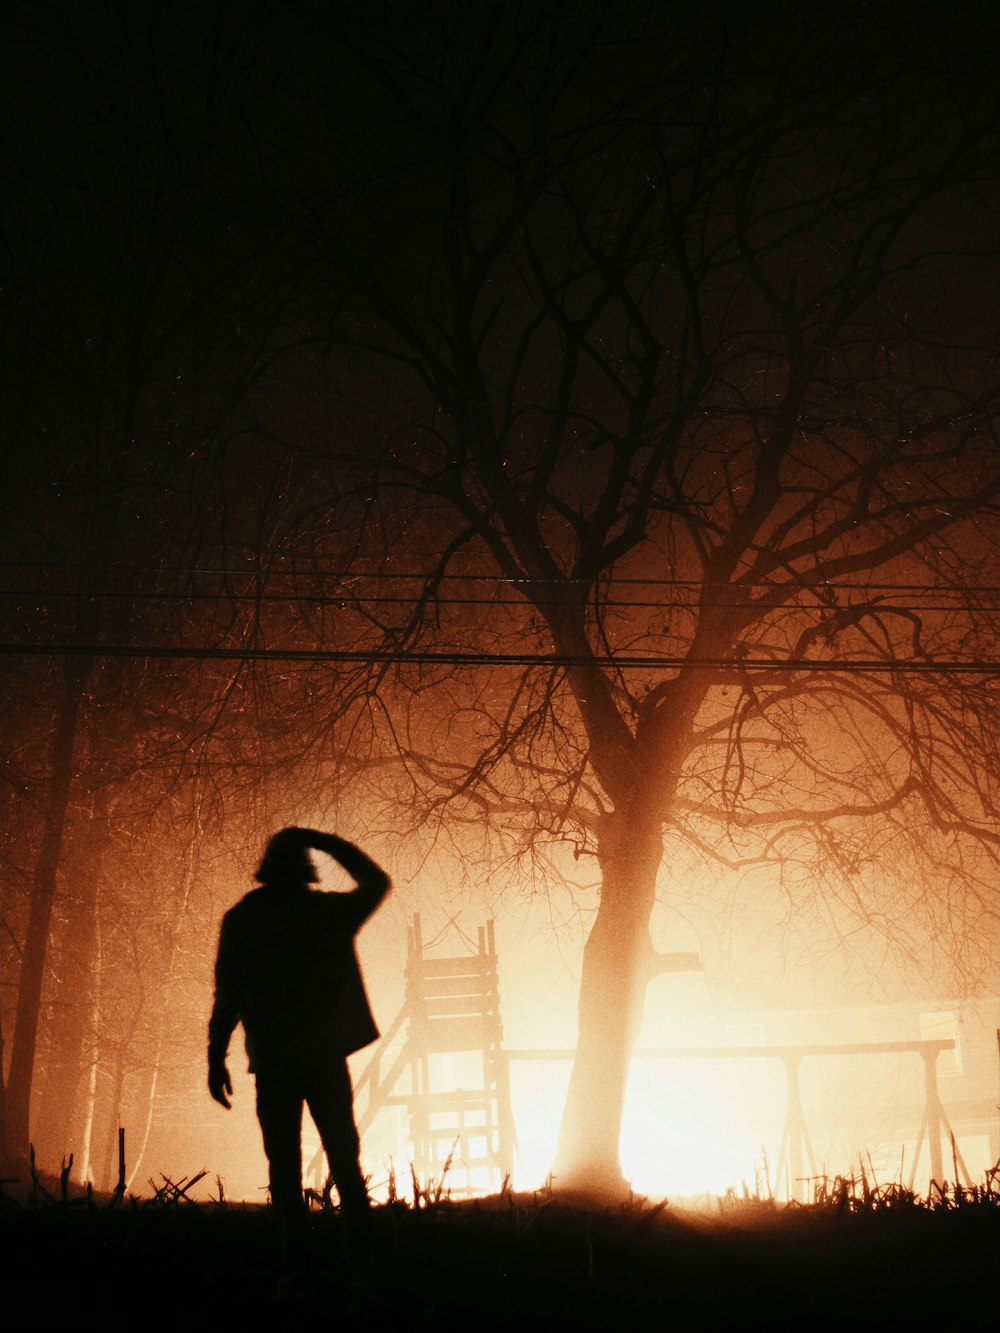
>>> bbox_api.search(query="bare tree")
[232,2,999,1193]
[0,0,299,1168]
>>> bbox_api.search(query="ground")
[3,1181,997,1330]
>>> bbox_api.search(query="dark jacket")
[208,832,390,1074]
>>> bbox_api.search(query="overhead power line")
[4,561,998,595]
[0,643,997,674]
[0,589,990,613]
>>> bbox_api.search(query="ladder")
[348,914,516,1197]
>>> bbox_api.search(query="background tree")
[0,0,301,1168]
[233,1,1000,1193]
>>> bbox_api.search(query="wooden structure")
[502,1038,966,1200]
[344,914,516,1197]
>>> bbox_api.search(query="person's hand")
[209,1060,233,1109]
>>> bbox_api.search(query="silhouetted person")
[208,825,390,1292]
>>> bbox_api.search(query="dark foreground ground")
[3,1179,998,1331]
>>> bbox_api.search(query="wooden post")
[921,1045,945,1190]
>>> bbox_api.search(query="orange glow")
[620,1072,765,1199]
[348,1058,780,1204]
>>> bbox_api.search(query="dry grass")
[3,1155,998,1329]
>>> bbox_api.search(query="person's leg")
[255,1072,308,1277]
[305,1060,372,1278]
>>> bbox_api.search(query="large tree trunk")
[552,808,663,1197]
[2,656,91,1169]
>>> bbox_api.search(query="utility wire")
[4,562,998,594]
[0,643,996,673]
[0,590,990,613]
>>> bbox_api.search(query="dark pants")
[255,1060,371,1276]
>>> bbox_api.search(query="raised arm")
[296,828,391,924]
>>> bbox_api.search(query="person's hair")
[255,828,318,886]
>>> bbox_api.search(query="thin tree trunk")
[3,656,92,1168]
[125,783,206,1192]
[34,804,104,1169]
[77,897,103,1186]
[101,1052,127,1192]
[125,1064,159,1196]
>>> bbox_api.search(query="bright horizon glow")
[349,1058,785,1205]
[620,1090,762,1199]
[210,1041,998,1208]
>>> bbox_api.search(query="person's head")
[255,827,318,888]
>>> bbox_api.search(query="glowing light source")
[620,1075,759,1198]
